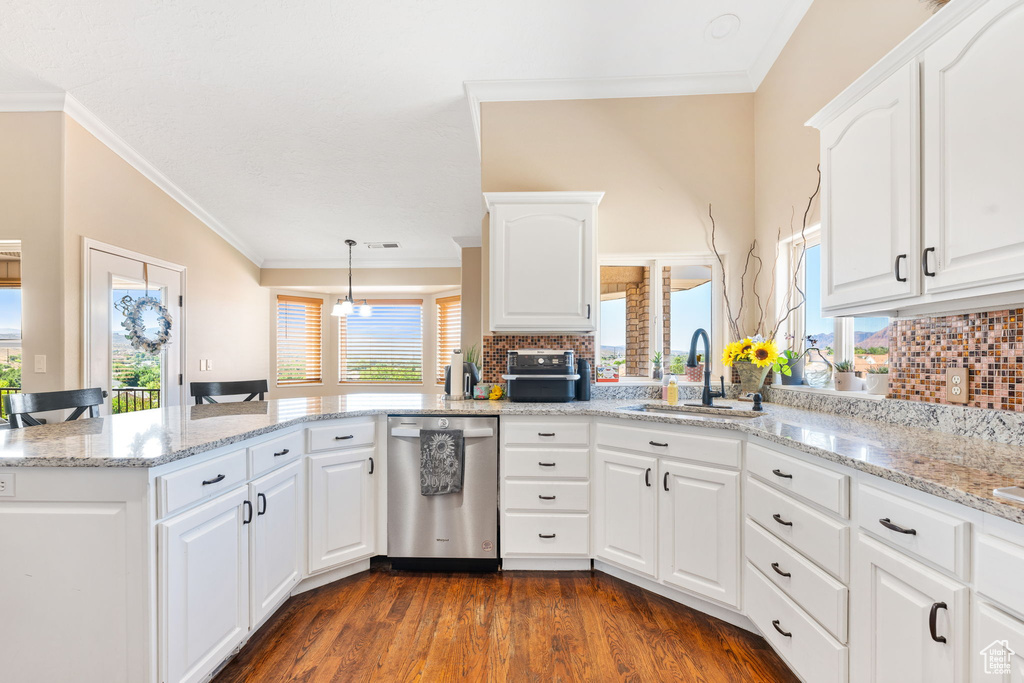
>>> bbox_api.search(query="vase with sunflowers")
[721,336,791,396]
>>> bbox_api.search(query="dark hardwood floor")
[215,564,798,682]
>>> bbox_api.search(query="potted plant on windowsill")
[865,366,890,396]
[651,352,663,380]
[833,360,858,391]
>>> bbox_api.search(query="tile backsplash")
[480,334,595,383]
[890,308,1024,411]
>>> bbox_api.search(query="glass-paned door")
[87,247,184,414]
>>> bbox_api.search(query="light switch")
[199,359,207,372]
[207,359,213,371]
[33,355,46,373]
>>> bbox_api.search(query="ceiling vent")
[366,242,401,249]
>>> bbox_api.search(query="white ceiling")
[0,0,811,268]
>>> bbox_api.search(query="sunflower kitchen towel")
[420,429,465,496]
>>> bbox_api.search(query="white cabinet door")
[921,0,1024,295]
[249,461,303,626]
[159,487,249,683]
[308,447,376,573]
[486,193,600,332]
[593,448,657,577]
[851,534,968,683]
[659,460,739,607]
[973,600,1024,682]
[819,60,919,313]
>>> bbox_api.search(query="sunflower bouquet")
[721,335,792,377]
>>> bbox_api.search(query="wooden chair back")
[190,379,269,405]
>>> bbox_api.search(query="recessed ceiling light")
[705,14,741,41]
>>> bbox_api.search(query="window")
[339,300,423,384]
[436,295,461,384]
[599,260,716,380]
[0,243,21,418]
[276,295,323,386]
[785,229,891,383]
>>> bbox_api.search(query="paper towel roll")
[449,348,464,399]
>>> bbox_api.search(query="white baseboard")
[594,560,755,634]
[294,558,371,594]
[502,557,592,571]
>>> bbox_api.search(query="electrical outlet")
[0,472,14,497]
[946,367,969,404]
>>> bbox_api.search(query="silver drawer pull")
[538,495,556,500]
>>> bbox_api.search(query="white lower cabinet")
[852,533,969,683]
[659,460,739,608]
[746,562,849,683]
[159,486,250,683]
[307,446,377,573]
[249,461,303,626]
[593,448,657,577]
[972,599,1024,682]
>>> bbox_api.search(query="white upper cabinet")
[485,192,602,332]
[819,61,920,313]
[809,0,1024,316]
[921,0,1024,296]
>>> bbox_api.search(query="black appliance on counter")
[503,349,584,403]
[444,362,480,397]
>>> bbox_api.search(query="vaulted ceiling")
[0,0,811,267]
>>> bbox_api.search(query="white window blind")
[276,295,323,386]
[436,295,461,384]
[339,300,423,384]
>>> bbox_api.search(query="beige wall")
[0,112,270,401]
[459,246,482,354]
[753,0,932,305]
[480,94,756,336]
[62,117,270,392]
[0,113,66,394]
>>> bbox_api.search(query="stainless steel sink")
[618,403,764,420]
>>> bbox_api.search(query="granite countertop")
[3,392,1024,524]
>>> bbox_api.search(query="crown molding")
[806,0,981,129]
[62,95,263,266]
[0,91,263,266]
[483,191,605,209]
[261,256,462,269]
[464,71,754,158]
[0,91,66,112]
[452,235,481,249]
[746,0,814,89]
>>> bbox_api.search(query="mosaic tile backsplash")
[480,334,596,383]
[890,308,1024,412]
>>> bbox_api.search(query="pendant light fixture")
[331,239,371,317]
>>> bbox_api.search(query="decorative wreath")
[122,296,173,355]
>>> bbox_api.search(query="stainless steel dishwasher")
[387,415,499,570]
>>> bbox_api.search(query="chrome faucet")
[686,328,727,408]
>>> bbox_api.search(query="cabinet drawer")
[747,442,850,517]
[596,421,740,468]
[503,421,590,447]
[746,477,850,581]
[745,520,849,643]
[975,533,1024,610]
[502,513,589,556]
[307,420,375,453]
[503,448,589,479]
[249,430,303,477]
[157,449,248,518]
[504,481,589,512]
[745,562,848,683]
[857,483,969,578]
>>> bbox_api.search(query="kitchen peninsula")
[4,391,1024,683]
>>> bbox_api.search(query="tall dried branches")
[709,165,821,342]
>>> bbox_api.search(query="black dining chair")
[3,388,105,429]
[190,379,269,405]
